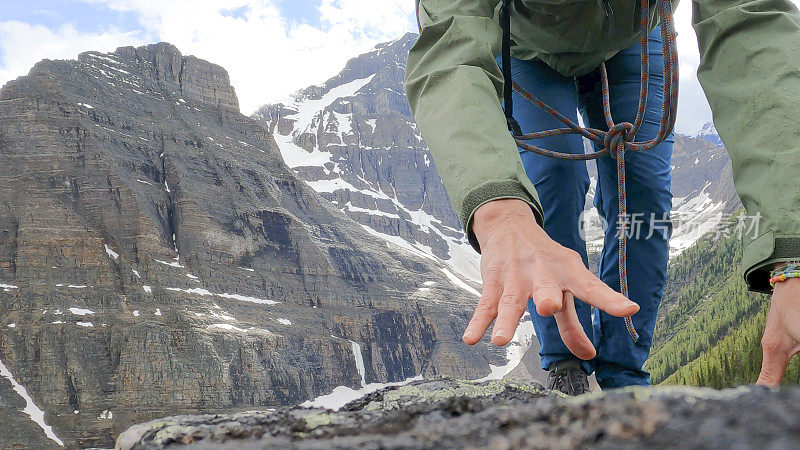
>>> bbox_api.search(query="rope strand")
[502,0,679,342]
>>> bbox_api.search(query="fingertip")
[757,350,787,387]
[577,347,597,361]
[623,302,640,315]
[535,297,560,317]
[462,336,481,346]
[607,301,640,317]
[491,335,511,346]
[462,329,480,345]
[565,338,596,361]
[490,328,513,346]
[756,374,780,388]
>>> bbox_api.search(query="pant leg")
[578,26,674,388]
[502,56,594,375]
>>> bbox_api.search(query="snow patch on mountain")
[477,312,536,381]
[0,358,64,446]
[165,287,280,305]
[281,74,375,135]
[670,183,725,257]
[274,132,333,169]
[300,375,424,411]
[440,267,480,297]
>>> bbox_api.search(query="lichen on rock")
[116,378,800,449]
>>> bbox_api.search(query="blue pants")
[504,27,673,388]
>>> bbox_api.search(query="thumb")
[756,338,789,387]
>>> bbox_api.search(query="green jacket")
[405,0,800,293]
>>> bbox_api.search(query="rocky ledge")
[116,378,800,449]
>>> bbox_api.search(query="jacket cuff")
[462,179,544,254]
[743,231,800,293]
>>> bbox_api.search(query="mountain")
[0,34,760,448]
[253,34,741,280]
[646,217,800,387]
[253,34,481,283]
[250,34,770,391]
[0,43,513,448]
[693,122,725,147]
[663,134,740,256]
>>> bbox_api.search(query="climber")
[405,0,800,395]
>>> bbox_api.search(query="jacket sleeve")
[404,0,544,252]
[693,0,800,293]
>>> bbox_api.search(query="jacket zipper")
[601,0,614,36]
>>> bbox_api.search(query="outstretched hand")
[463,199,640,360]
[757,276,800,386]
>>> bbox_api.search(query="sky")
[1,1,796,134]
[0,0,417,114]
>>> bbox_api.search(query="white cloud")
[2,0,800,130]
[69,0,415,113]
[318,0,413,39]
[0,21,145,90]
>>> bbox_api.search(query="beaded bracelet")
[769,261,800,287]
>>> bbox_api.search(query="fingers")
[491,284,530,346]
[566,266,639,317]
[531,282,563,317]
[756,331,791,387]
[554,292,596,360]
[463,278,503,345]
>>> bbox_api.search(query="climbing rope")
[500,0,679,342]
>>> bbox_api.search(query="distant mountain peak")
[693,121,723,147]
[697,121,716,133]
[72,41,240,111]
[253,34,481,282]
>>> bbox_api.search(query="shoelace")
[549,368,588,395]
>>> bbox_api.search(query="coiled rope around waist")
[499,0,679,342]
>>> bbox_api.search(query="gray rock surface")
[0,43,506,448]
[116,378,800,449]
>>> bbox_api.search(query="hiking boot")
[546,359,590,396]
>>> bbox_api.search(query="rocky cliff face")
[253,34,741,282]
[0,43,509,448]
[116,378,800,449]
[253,34,482,282]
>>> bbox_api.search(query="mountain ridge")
[0,41,512,448]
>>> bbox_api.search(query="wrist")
[472,199,541,245]
[772,277,800,296]
[770,261,800,288]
